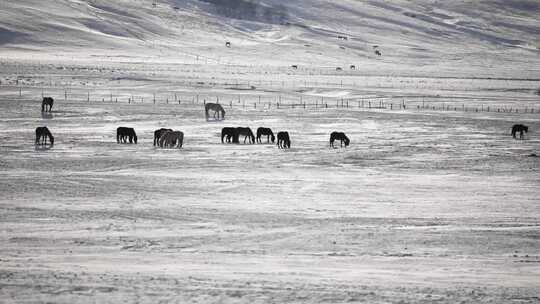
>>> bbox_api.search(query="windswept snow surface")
[1,0,540,303]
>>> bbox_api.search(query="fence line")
[3,85,539,115]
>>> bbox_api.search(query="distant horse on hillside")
[154,128,173,146]
[41,97,54,112]
[225,41,231,47]
[256,127,275,143]
[336,67,342,71]
[205,103,226,121]
[237,127,255,144]
[375,50,382,56]
[277,131,291,149]
[330,131,350,148]
[221,127,238,143]
[350,65,356,70]
[511,124,528,140]
[291,65,298,69]
[117,127,137,144]
[159,130,184,148]
[35,126,54,146]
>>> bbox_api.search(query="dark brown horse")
[237,127,255,144]
[154,128,173,146]
[511,124,528,140]
[117,127,137,144]
[221,127,238,143]
[277,131,291,149]
[41,97,54,112]
[256,127,275,143]
[330,132,350,148]
[35,126,54,146]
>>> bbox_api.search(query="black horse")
[277,131,291,149]
[511,124,528,140]
[41,97,54,112]
[117,127,137,144]
[221,127,239,143]
[35,126,54,146]
[256,127,275,143]
[154,128,173,146]
[237,127,255,144]
[330,131,350,148]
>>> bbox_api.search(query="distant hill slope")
[0,0,538,75]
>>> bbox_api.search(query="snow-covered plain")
[1,0,539,303]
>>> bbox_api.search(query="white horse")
[205,103,226,120]
[158,131,184,148]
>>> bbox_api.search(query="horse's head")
[344,137,350,147]
[49,135,54,146]
[271,134,275,143]
[524,126,529,133]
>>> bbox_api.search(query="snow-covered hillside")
[0,0,539,75]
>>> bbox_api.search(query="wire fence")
[2,84,539,115]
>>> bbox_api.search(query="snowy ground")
[1,0,540,303]
[1,63,539,303]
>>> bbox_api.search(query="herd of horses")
[34,97,531,149]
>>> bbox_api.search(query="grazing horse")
[116,127,137,144]
[159,130,184,148]
[205,103,226,121]
[291,65,298,69]
[221,127,239,143]
[375,50,382,56]
[154,128,173,146]
[277,131,291,149]
[35,126,54,146]
[511,124,528,139]
[41,97,54,112]
[330,131,350,148]
[256,127,275,143]
[237,127,255,144]
[336,67,342,71]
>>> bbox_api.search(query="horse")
[116,127,137,144]
[330,131,350,148]
[511,124,528,139]
[205,103,226,121]
[35,126,54,146]
[256,127,275,143]
[154,128,173,146]
[350,65,356,70]
[336,67,342,71]
[225,41,231,47]
[221,127,238,143]
[291,65,298,69]
[41,97,54,112]
[159,130,184,148]
[277,131,291,149]
[237,127,255,144]
[375,50,382,56]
